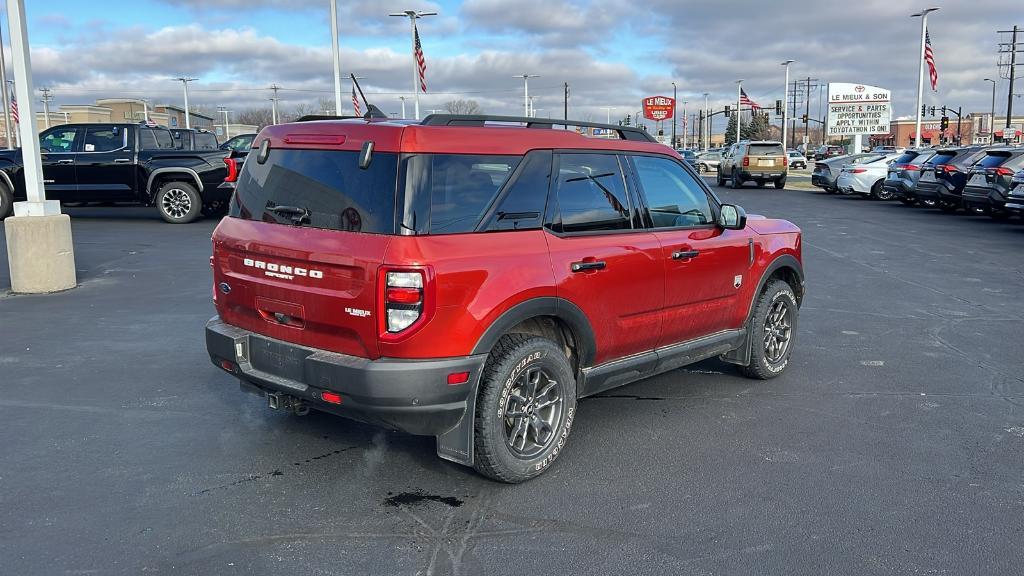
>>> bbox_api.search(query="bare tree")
[318,97,336,115]
[236,107,275,129]
[189,104,217,120]
[285,102,317,122]
[443,99,483,115]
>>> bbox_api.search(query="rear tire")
[156,181,202,224]
[0,181,12,220]
[740,280,798,380]
[716,169,724,187]
[473,335,577,483]
[938,201,959,213]
[731,172,741,189]
[871,181,893,200]
[774,177,786,189]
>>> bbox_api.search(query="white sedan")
[835,153,902,199]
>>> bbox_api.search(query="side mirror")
[719,204,746,230]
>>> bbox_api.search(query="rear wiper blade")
[268,205,310,225]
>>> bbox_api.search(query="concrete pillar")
[4,214,76,293]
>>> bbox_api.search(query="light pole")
[399,96,406,118]
[680,100,687,149]
[601,106,615,125]
[218,107,231,139]
[514,74,539,118]
[330,0,343,116]
[0,24,11,149]
[174,77,197,128]
[735,80,743,143]
[671,82,677,148]
[269,84,280,125]
[911,7,940,148]
[702,92,709,152]
[389,9,437,120]
[984,78,997,143]
[780,60,794,150]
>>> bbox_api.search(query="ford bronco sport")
[205,114,804,483]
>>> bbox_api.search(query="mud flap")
[719,326,752,366]
[435,374,482,467]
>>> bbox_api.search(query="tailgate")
[213,218,389,359]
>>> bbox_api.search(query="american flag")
[924,28,938,91]
[740,88,760,111]
[10,89,18,125]
[414,23,427,93]
[351,86,361,117]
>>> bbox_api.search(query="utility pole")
[218,107,231,139]
[0,23,11,149]
[514,74,539,118]
[984,78,997,143]
[39,86,52,128]
[780,60,794,152]
[564,82,569,126]
[389,10,438,120]
[330,0,342,116]
[680,100,687,149]
[911,7,940,148]
[601,106,615,125]
[269,84,280,124]
[702,92,709,152]
[998,25,1020,134]
[174,77,197,128]
[671,82,677,148]
[803,77,812,145]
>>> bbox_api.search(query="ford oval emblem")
[218,282,231,294]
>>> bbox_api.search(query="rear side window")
[194,133,218,150]
[748,144,784,156]
[552,153,631,233]
[400,154,521,234]
[482,150,551,232]
[231,149,398,234]
[139,129,158,150]
[154,130,173,149]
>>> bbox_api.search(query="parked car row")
[811,145,1024,220]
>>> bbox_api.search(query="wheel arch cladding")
[471,297,596,370]
[753,255,804,315]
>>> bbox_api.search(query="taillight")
[991,167,1015,177]
[223,157,239,183]
[894,163,920,171]
[742,157,749,167]
[941,165,958,174]
[848,168,867,174]
[384,271,424,333]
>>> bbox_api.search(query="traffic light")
[928,106,936,116]
[724,105,731,115]
[775,99,783,115]
[801,113,808,124]
[940,116,949,130]
[921,104,926,117]
[941,106,947,116]
[623,114,631,126]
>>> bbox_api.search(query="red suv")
[205,114,804,483]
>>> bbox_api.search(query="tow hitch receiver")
[267,392,309,416]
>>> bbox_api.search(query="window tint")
[632,155,713,228]
[40,129,78,153]
[154,130,173,149]
[554,153,631,233]
[139,129,158,150]
[892,151,919,164]
[483,150,551,232]
[976,152,1012,168]
[910,151,935,165]
[82,127,125,152]
[401,154,521,234]
[230,149,398,234]
[224,135,254,151]
[195,133,218,150]
[748,143,784,156]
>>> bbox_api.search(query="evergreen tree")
[743,113,772,141]
[724,114,739,145]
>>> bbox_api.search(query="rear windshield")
[748,144,784,156]
[910,151,935,165]
[194,133,218,150]
[230,149,398,234]
[976,152,1013,169]
[892,151,919,164]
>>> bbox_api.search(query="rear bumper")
[205,316,486,437]
[962,185,1007,211]
[914,180,941,201]
[739,170,786,181]
[811,173,833,189]
[884,178,915,199]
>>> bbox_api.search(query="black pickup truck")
[0,123,229,223]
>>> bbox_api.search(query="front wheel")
[473,335,577,483]
[716,169,724,187]
[740,279,798,380]
[730,172,741,189]
[156,181,202,224]
[0,181,12,219]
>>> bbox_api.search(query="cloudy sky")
[9,0,1019,132]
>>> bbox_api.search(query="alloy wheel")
[503,366,563,459]
[161,188,192,220]
[763,300,792,364]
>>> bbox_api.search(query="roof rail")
[420,114,658,143]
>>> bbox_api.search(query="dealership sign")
[642,96,675,121]
[826,83,891,137]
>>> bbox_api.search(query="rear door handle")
[570,260,606,272]
[56,159,74,165]
[672,250,700,260]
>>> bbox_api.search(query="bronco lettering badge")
[242,257,324,281]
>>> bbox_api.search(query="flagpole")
[389,10,436,121]
[0,23,12,149]
[735,80,743,143]
[330,0,342,116]
[912,7,939,148]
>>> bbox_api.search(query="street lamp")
[702,92,709,152]
[390,10,438,120]
[671,81,677,148]
[218,107,231,139]
[780,60,794,150]
[514,74,539,118]
[984,78,997,143]
[174,77,197,128]
[600,106,616,125]
[398,95,406,119]
[911,7,940,148]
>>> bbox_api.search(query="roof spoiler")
[419,114,658,143]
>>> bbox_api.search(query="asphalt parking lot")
[2,183,1022,575]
